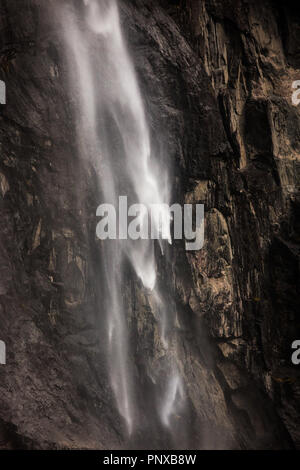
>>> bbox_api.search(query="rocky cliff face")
[0,0,299,450]
[165,0,300,448]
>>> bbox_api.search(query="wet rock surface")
[0,0,299,449]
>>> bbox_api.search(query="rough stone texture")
[0,0,299,449]
[165,0,300,448]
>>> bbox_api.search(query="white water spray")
[59,0,184,435]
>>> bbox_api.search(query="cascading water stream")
[59,0,185,436]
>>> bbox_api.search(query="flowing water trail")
[59,0,185,436]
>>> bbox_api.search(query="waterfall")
[59,0,185,437]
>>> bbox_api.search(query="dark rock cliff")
[0,0,299,449]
